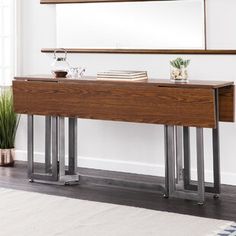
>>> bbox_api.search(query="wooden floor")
[1,161,236,222]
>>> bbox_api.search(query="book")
[97,77,147,82]
[97,70,148,81]
[97,70,147,76]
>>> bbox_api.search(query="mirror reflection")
[56,0,205,50]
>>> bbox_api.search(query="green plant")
[0,89,20,149]
[170,57,190,69]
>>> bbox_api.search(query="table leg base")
[197,202,204,206]
[164,125,205,204]
[60,174,80,185]
[28,115,79,186]
[29,175,80,186]
[163,194,169,199]
[213,194,220,200]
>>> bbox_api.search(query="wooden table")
[13,76,235,204]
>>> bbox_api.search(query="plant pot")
[170,66,188,83]
[0,148,15,167]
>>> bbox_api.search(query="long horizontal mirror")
[56,0,205,50]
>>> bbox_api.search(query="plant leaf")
[0,88,20,149]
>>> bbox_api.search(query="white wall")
[16,0,236,185]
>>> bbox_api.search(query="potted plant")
[170,57,190,82]
[0,89,20,167]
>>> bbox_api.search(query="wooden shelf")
[41,48,236,55]
[40,0,180,4]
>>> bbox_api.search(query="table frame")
[28,116,79,185]
[13,78,234,204]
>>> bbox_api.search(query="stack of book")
[97,70,148,81]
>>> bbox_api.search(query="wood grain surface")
[219,85,235,122]
[13,80,217,128]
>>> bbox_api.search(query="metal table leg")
[51,117,58,181]
[175,126,183,184]
[28,115,79,185]
[68,118,78,175]
[165,125,206,204]
[183,127,191,188]
[28,116,58,182]
[59,117,79,184]
[58,117,65,179]
[28,115,34,181]
[164,125,169,198]
[213,89,221,196]
[196,128,205,204]
[45,116,51,173]
[167,126,176,196]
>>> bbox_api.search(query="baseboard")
[15,150,236,186]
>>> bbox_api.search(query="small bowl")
[53,70,68,78]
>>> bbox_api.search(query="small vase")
[0,148,15,167]
[170,65,188,83]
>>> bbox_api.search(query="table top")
[14,75,234,89]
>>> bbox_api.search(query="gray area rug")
[216,223,236,236]
[0,188,233,236]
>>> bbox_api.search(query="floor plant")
[0,88,20,166]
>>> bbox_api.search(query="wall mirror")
[56,0,205,50]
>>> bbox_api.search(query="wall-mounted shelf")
[40,0,179,4]
[41,48,236,55]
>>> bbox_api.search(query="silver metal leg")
[165,125,206,204]
[28,115,34,180]
[58,117,65,179]
[196,128,205,204]
[175,126,183,183]
[51,117,58,181]
[212,126,220,195]
[45,116,51,173]
[164,125,169,198]
[28,115,57,182]
[28,115,79,185]
[213,89,221,195]
[183,127,191,188]
[68,118,78,175]
[167,126,176,196]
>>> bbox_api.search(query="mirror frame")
[40,0,236,55]
[40,0,181,3]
